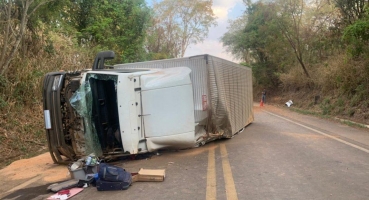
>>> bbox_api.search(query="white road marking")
[265,110,369,154]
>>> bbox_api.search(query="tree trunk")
[0,0,50,76]
[0,1,29,76]
[297,56,310,78]
[0,1,13,72]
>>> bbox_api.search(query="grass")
[288,105,368,130]
[319,98,333,115]
[342,120,366,128]
[289,107,331,120]
[336,117,368,129]
[347,109,356,117]
[0,96,7,109]
[290,107,321,116]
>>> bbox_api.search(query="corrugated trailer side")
[114,54,253,141]
[206,56,253,138]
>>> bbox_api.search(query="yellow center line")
[206,147,217,200]
[220,144,238,200]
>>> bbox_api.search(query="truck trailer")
[42,51,253,164]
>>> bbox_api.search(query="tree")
[222,0,340,87]
[147,0,217,58]
[223,1,286,87]
[72,0,152,63]
[273,0,311,78]
[0,0,51,75]
[221,15,250,62]
[303,0,342,60]
[342,7,369,56]
[334,0,368,24]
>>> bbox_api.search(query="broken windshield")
[70,73,120,156]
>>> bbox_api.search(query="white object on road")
[285,100,293,107]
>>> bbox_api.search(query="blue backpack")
[98,163,132,183]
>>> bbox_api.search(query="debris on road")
[285,100,293,107]
[47,157,166,194]
[68,154,98,181]
[47,188,84,200]
[96,163,132,191]
[47,179,83,193]
[132,168,165,182]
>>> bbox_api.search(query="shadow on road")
[2,184,51,200]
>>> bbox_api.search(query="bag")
[96,178,131,191]
[98,163,131,182]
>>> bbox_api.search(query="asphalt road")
[2,104,369,200]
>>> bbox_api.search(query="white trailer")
[42,51,253,164]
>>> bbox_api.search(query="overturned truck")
[42,51,254,164]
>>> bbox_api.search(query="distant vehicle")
[42,51,254,164]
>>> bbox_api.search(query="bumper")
[42,72,76,164]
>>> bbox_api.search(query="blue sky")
[146,0,246,61]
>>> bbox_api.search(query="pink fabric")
[47,188,84,200]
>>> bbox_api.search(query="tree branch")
[27,0,54,19]
[0,0,51,75]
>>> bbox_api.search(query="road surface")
[1,104,369,200]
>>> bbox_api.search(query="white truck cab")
[91,67,195,154]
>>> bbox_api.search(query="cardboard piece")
[132,169,165,182]
[131,173,139,182]
[47,188,84,200]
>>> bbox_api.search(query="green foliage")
[347,109,356,117]
[222,2,284,88]
[222,0,346,90]
[72,0,151,63]
[334,0,367,24]
[342,7,369,57]
[44,38,55,55]
[320,98,333,115]
[0,96,7,109]
[0,75,8,109]
[342,15,369,56]
[350,94,361,107]
[290,107,320,116]
[337,97,345,107]
[221,15,249,61]
[147,53,171,61]
[331,97,346,114]
[0,0,153,165]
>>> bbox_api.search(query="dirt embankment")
[256,89,369,126]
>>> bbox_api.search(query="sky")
[146,0,246,62]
